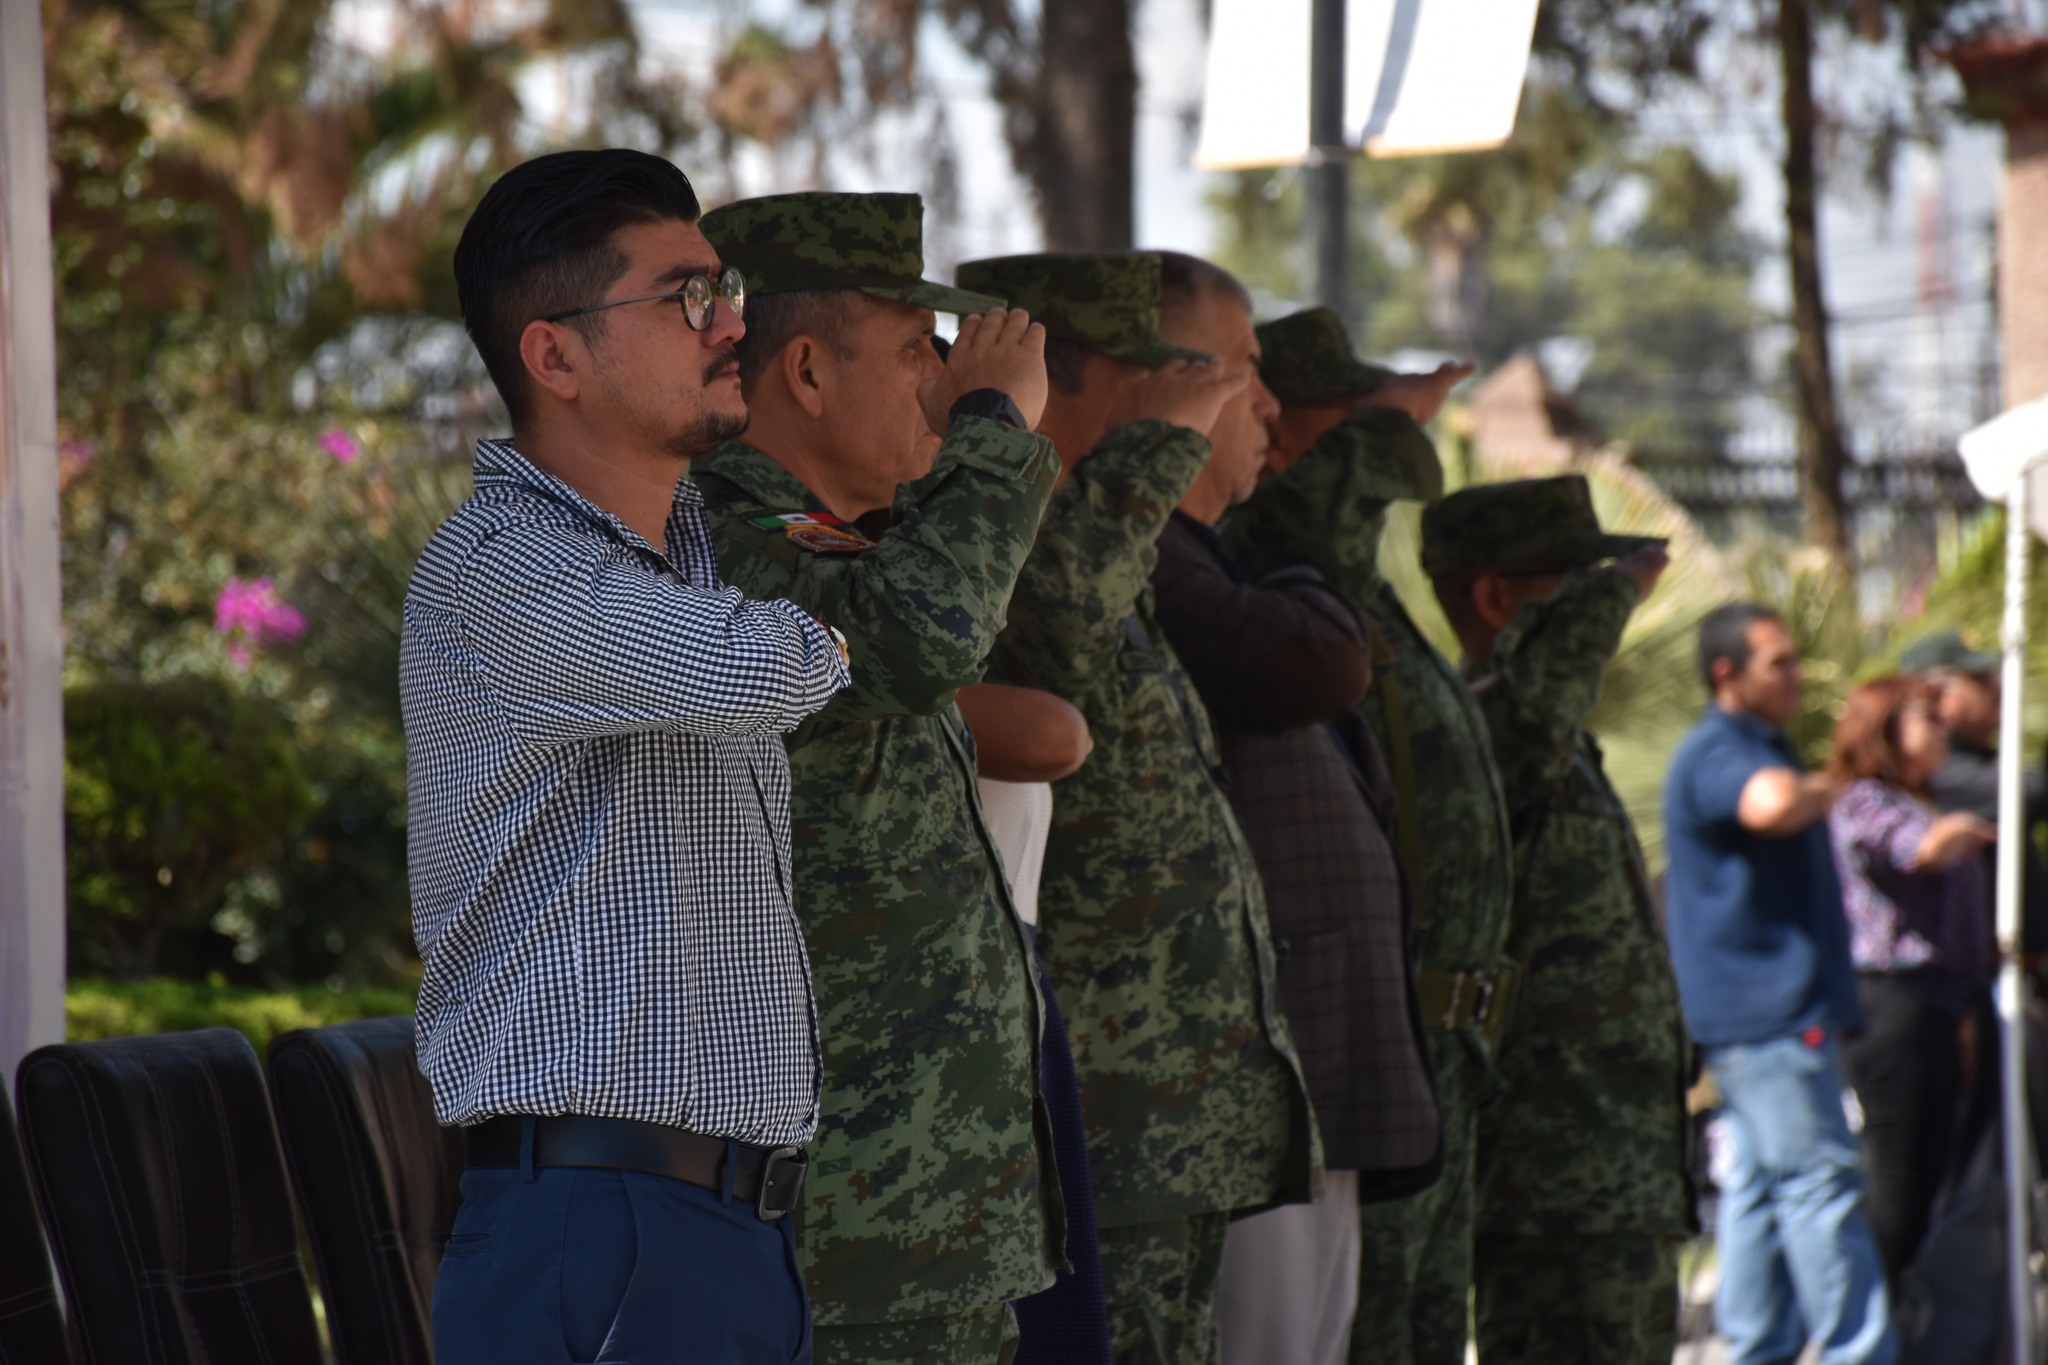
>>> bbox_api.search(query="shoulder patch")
[786,523,873,555]
[749,510,851,530]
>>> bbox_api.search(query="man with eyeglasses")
[404,149,850,1365]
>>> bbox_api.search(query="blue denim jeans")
[1707,1033,1896,1365]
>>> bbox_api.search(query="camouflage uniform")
[956,253,1317,1365]
[695,195,1063,1360]
[1419,479,1695,1364]
[1226,308,1513,1365]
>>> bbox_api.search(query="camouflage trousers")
[812,1302,1018,1365]
[1473,1233,1680,1364]
[1098,1211,1231,1365]
[1350,1030,1485,1365]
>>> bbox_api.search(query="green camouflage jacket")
[1224,418,1514,981]
[693,420,1065,1324]
[985,418,1316,1228]
[1469,569,1696,1238]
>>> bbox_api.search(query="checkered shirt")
[402,438,849,1144]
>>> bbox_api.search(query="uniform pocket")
[439,1232,492,1260]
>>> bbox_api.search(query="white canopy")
[1194,0,1542,170]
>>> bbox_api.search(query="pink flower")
[59,439,96,465]
[317,429,360,463]
[214,577,307,667]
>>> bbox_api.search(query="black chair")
[14,1027,323,1365]
[0,1085,71,1364]
[267,1015,463,1365]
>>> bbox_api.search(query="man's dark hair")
[1045,336,1092,395]
[733,291,860,397]
[453,149,702,425]
[1155,250,1252,323]
[1698,602,1785,692]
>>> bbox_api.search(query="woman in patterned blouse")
[1827,675,1996,1286]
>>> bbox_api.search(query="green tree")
[1209,80,1765,452]
[65,677,314,979]
[702,0,1143,250]
[1533,0,2010,569]
[46,0,681,985]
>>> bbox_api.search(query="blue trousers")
[1012,926,1113,1365]
[433,1158,811,1365]
[1708,1033,1896,1365]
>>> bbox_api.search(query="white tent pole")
[2001,475,2037,1364]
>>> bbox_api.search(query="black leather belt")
[467,1115,807,1221]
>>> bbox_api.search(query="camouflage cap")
[1256,307,1396,405]
[953,253,1210,368]
[699,191,1003,315]
[1900,629,2000,677]
[1420,475,1665,579]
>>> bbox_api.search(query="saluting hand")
[1362,360,1475,426]
[1100,358,1250,441]
[1616,544,1671,603]
[921,307,1050,433]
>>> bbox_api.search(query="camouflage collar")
[697,440,822,513]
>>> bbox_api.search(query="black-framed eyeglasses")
[543,266,746,333]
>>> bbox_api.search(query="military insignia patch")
[750,510,850,530]
[786,523,872,554]
[747,509,873,554]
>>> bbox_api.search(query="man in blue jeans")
[1665,602,1895,1364]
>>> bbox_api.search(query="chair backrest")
[266,1015,462,1365]
[14,1027,323,1365]
[0,1085,72,1365]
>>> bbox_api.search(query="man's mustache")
[703,345,741,385]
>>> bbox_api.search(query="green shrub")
[65,677,314,979]
[65,977,414,1056]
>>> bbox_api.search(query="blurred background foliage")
[39,0,2033,1012]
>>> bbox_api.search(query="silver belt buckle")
[756,1146,807,1221]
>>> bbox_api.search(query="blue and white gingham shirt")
[402,438,849,1144]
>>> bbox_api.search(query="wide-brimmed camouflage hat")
[700,191,1003,315]
[1256,307,1397,405]
[1900,629,2000,677]
[1420,475,1665,579]
[953,253,1210,368]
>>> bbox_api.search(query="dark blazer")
[1152,513,1440,1191]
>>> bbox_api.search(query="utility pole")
[0,0,68,1078]
[1307,0,1352,329]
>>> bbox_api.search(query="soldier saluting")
[1420,478,1695,1362]
[693,192,1063,1363]
[957,252,1318,1364]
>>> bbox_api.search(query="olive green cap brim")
[1255,307,1397,404]
[1419,473,1665,577]
[1283,358,1399,403]
[1422,530,1668,578]
[954,252,1211,370]
[1091,336,1215,368]
[1573,533,1669,568]
[857,280,1007,316]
